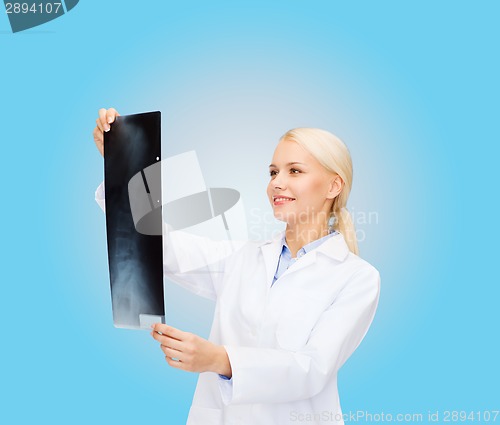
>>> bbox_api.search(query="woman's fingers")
[157,339,186,370]
[98,107,120,132]
[161,344,183,359]
[165,356,185,369]
[94,107,120,157]
[152,323,186,341]
[95,117,104,132]
[107,107,120,124]
[151,331,184,351]
[150,324,220,374]
[98,108,111,132]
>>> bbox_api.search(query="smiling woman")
[268,128,358,256]
[93,108,380,425]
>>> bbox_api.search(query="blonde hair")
[279,128,359,255]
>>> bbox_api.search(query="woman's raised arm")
[92,107,247,300]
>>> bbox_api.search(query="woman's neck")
[285,223,330,258]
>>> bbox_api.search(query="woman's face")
[267,139,342,226]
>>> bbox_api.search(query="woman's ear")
[327,174,344,199]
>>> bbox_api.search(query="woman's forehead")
[271,140,314,165]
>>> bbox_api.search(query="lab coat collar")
[259,230,349,261]
[259,230,350,286]
[315,232,350,262]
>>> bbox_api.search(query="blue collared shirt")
[219,229,339,381]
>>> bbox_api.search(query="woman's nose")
[273,174,286,190]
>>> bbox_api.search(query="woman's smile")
[267,139,339,227]
[272,195,296,206]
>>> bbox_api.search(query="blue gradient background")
[1,1,498,424]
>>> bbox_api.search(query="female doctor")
[93,108,381,425]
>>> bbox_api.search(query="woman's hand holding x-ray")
[93,107,233,377]
[151,323,232,377]
[92,107,120,157]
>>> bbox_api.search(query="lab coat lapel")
[315,232,350,261]
[259,231,286,287]
[259,231,350,285]
[278,232,350,279]
[281,252,317,277]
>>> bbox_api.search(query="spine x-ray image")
[104,111,165,330]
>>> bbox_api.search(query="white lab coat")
[95,184,380,425]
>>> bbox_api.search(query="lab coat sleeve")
[95,181,106,213]
[218,264,381,404]
[95,182,246,301]
[162,225,246,300]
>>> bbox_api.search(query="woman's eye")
[269,170,278,177]
[290,168,301,174]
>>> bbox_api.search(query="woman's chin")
[273,212,294,224]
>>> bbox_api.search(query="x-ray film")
[104,111,165,330]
